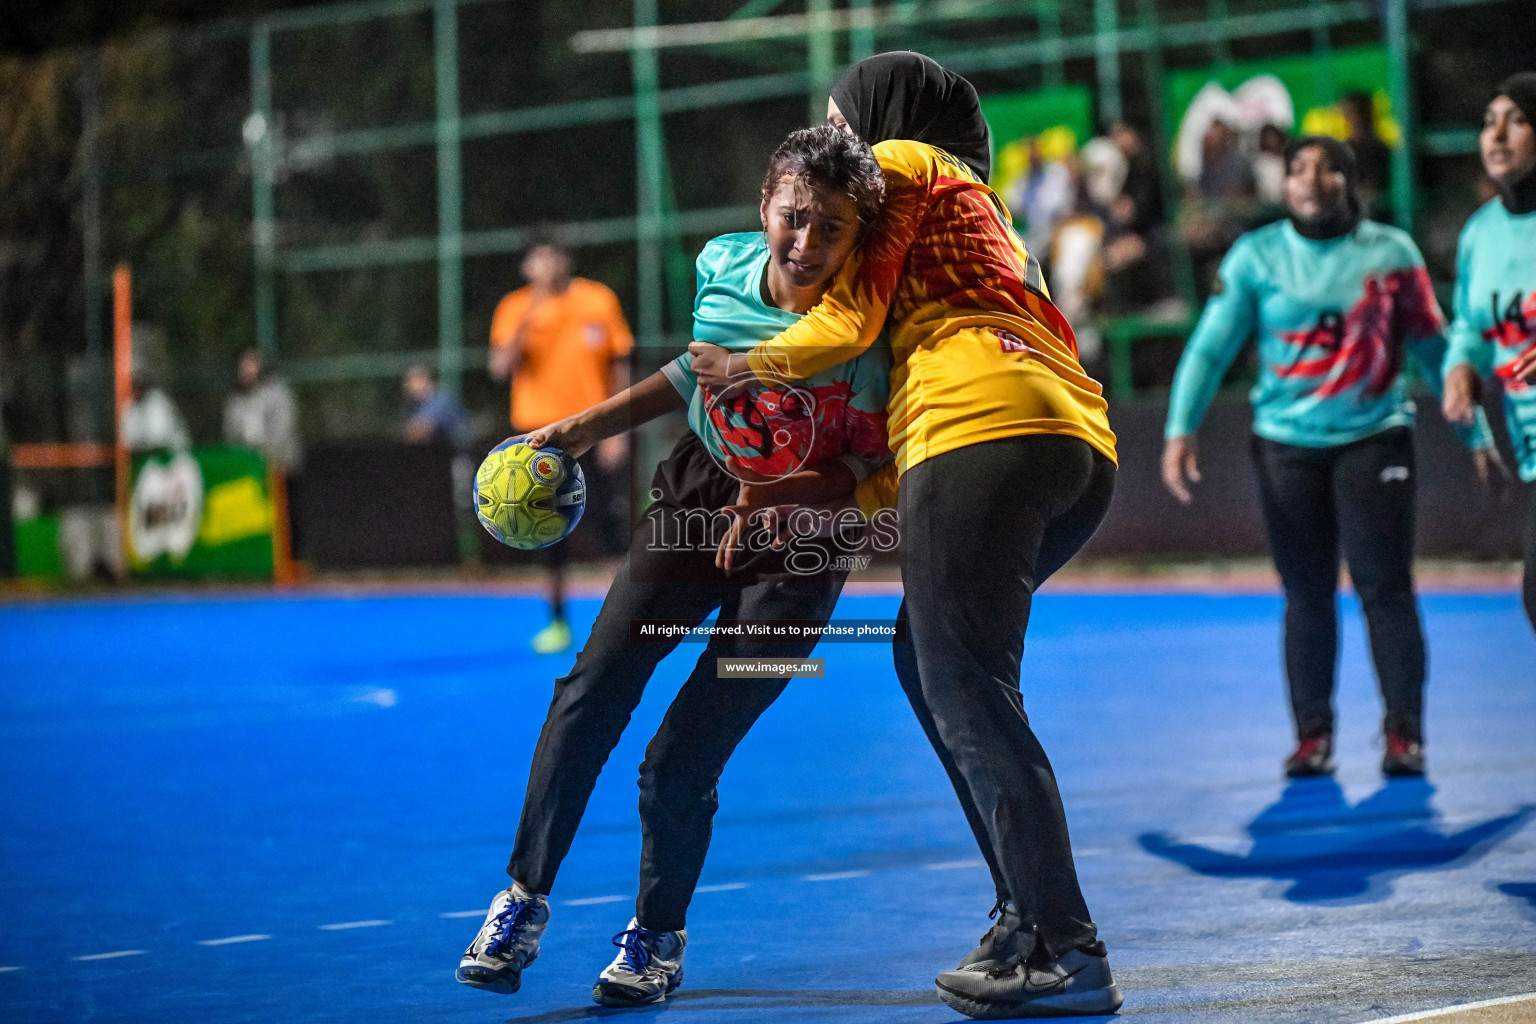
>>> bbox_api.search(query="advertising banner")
[128,445,276,579]
[1164,45,1398,183]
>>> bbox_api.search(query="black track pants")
[894,433,1116,958]
[1524,482,1536,637]
[506,434,845,932]
[1251,427,1425,744]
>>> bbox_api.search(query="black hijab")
[829,51,991,181]
[1282,134,1363,240]
[1492,72,1536,215]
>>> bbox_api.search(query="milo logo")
[129,452,204,563]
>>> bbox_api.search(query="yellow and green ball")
[474,439,585,550]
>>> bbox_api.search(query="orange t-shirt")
[489,278,634,431]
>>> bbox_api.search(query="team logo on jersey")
[1272,267,1441,398]
[1483,289,1536,392]
[1379,465,1410,483]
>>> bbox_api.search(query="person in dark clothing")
[1341,92,1391,216]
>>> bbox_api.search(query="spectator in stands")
[120,371,190,452]
[1253,124,1289,207]
[224,348,301,472]
[1012,136,1076,263]
[1341,91,1391,214]
[1182,119,1258,296]
[1108,122,1164,237]
[1103,122,1175,313]
[1196,119,1256,201]
[490,238,633,654]
[402,364,471,449]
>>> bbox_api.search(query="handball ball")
[474,438,585,550]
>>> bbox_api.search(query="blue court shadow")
[1139,778,1533,903]
[1495,882,1536,922]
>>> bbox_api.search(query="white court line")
[439,910,486,918]
[801,870,870,882]
[197,934,271,946]
[318,920,391,931]
[563,895,629,906]
[1358,993,1536,1023]
[71,950,146,961]
[0,966,22,973]
[924,859,985,871]
[696,882,749,893]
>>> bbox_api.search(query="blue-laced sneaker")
[456,885,550,994]
[591,919,686,1007]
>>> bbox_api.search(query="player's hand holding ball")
[473,438,586,549]
[524,416,595,459]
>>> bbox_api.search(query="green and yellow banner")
[128,446,277,579]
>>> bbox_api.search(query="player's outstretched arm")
[524,369,684,458]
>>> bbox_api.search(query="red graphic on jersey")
[1272,266,1443,398]
[1483,289,1536,393]
[702,380,887,482]
[855,171,1078,357]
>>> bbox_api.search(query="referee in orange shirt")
[490,238,633,654]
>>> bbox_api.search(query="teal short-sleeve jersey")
[1166,219,1492,451]
[662,233,893,482]
[1444,198,1536,481]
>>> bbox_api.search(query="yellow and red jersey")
[490,278,633,431]
[743,139,1116,511]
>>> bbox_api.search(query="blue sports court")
[1,586,1532,1023]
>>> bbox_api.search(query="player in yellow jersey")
[692,52,1121,1019]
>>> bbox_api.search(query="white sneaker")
[456,885,550,994]
[591,919,687,1006]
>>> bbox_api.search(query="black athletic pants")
[507,439,844,933]
[1524,483,1536,636]
[895,434,1117,959]
[1251,427,1425,744]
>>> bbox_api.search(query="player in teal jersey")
[1163,136,1499,780]
[1443,72,1536,637]
[455,126,892,1006]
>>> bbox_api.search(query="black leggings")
[1525,483,1536,636]
[895,433,1116,959]
[1251,428,1425,744]
[507,436,846,932]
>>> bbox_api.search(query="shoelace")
[979,897,1007,944]
[484,897,538,958]
[612,927,655,974]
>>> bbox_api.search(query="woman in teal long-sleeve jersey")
[1162,136,1499,780]
[1443,72,1536,638]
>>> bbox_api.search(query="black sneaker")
[1382,734,1425,776]
[1284,736,1335,778]
[591,919,686,1007]
[456,885,550,994]
[956,898,1023,970]
[936,941,1124,1019]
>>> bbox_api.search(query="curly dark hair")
[760,124,885,231]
